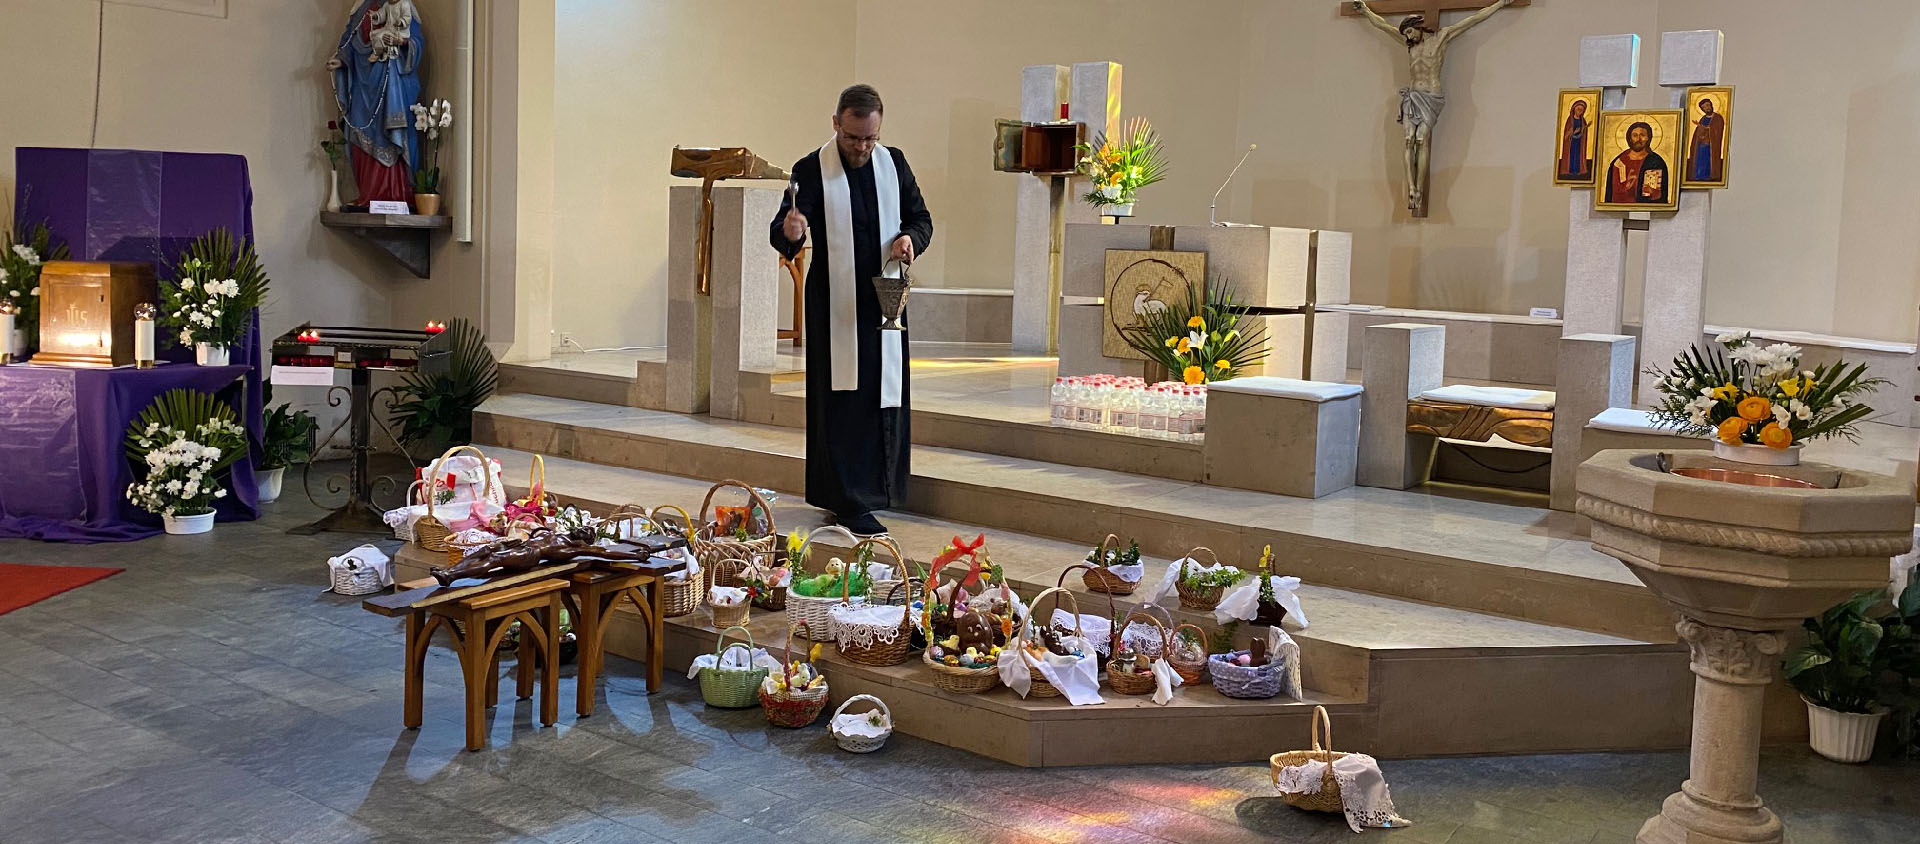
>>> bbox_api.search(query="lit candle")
[424,321,445,334]
[134,302,158,369]
[0,299,15,365]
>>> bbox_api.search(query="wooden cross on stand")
[1337,0,1529,31]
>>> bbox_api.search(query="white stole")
[816,138,903,405]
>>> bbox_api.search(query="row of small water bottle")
[1049,375,1206,442]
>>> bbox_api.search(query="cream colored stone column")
[1638,619,1785,844]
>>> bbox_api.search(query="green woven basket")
[700,625,769,709]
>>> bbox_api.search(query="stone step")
[475,393,1675,642]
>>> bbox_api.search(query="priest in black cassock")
[769,84,933,537]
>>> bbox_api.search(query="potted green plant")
[1784,585,1914,763]
[392,316,498,453]
[257,400,316,504]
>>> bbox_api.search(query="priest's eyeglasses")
[842,133,881,147]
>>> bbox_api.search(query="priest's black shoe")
[839,511,888,537]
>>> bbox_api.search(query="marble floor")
[4,495,1917,844]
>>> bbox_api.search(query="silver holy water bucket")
[873,262,912,331]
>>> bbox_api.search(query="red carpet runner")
[0,564,124,615]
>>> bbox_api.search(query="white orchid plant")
[410,98,453,194]
[126,418,245,517]
[1647,331,1885,450]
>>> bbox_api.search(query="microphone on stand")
[1210,143,1258,226]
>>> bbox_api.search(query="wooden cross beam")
[1339,0,1528,30]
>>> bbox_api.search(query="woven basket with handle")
[1167,621,1210,685]
[690,480,776,587]
[707,556,753,629]
[758,629,828,728]
[919,546,1006,694]
[392,479,427,541]
[1107,609,1168,696]
[829,694,894,753]
[1020,586,1088,698]
[414,445,495,551]
[832,544,916,667]
[646,504,701,618]
[1270,705,1347,814]
[1174,546,1233,611]
[784,525,862,640]
[1054,563,1117,663]
[1080,533,1139,595]
[699,625,769,709]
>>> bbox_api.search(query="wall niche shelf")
[320,211,452,278]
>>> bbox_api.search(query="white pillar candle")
[135,319,155,365]
[0,306,14,363]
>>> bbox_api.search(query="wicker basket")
[831,559,916,667]
[690,480,777,586]
[1174,547,1234,611]
[699,626,769,709]
[392,479,427,542]
[1208,650,1283,699]
[829,694,894,753]
[1020,586,1091,698]
[414,445,495,552]
[327,553,387,596]
[759,633,829,728]
[648,504,701,618]
[1270,706,1347,814]
[922,649,1002,694]
[1080,533,1140,596]
[1053,564,1118,663]
[1107,610,1168,696]
[785,525,861,640]
[1168,622,1210,686]
[707,556,753,629]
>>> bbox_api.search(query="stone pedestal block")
[1056,304,1139,378]
[1061,223,1153,298]
[664,185,711,413]
[1638,190,1711,407]
[1205,377,1362,498]
[1359,323,1445,489]
[1563,192,1629,337]
[1658,30,1724,87]
[1166,226,1351,309]
[1579,34,1641,88]
[1549,333,1637,511]
[1011,64,1071,353]
[708,186,783,420]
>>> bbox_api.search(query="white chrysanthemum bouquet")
[1647,331,1885,451]
[160,229,267,350]
[126,418,246,517]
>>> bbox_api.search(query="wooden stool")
[552,567,665,716]
[415,578,568,751]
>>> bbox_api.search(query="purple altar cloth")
[0,364,258,542]
[9,147,265,542]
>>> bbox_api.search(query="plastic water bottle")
[1192,385,1208,442]
[1176,387,1199,443]
[1111,384,1139,434]
[1050,377,1069,427]
[1139,385,1163,440]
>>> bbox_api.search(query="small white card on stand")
[369,200,411,215]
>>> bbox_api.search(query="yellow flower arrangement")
[1175,337,1191,355]
[1187,316,1205,330]
[1716,416,1749,444]
[1182,365,1204,385]
[1736,396,1772,422]
[1757,422,1794,450]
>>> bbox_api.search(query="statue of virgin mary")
[329,0,424,205]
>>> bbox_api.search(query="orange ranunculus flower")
[1758,422,1794,450]
[1716,416,1749,444]
[1737,396,1772,422]
[1182,365,1205,385]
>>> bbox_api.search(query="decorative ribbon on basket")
[494,453,554,529]
[413,446,504,551]
[690,480,777,588]
[690,625,777,708]
[920,537,1009,695]
[999,587,1104,705]
[647,504,703,618]
[830,536,916,666]
[758,629,829,728]
[1108,609,1183,704]
[1080,533,1144,595]
[785,525,862,640]
[1271,705,1413,833]
[829,694,893,753]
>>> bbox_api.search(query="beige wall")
[549,0,856,353]
[542,0,1910,345]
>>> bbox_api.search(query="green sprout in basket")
[1646,331,1884,450]
[1181,566,1248,590]
[1121,276,1270,384]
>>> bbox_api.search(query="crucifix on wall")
[1343,0,1528,218]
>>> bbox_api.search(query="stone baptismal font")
[1576,450,1912,844]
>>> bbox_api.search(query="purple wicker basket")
[1208,651,1283,699]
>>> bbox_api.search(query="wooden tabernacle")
[1406,400,1553,447]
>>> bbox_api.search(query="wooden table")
[559,557,686,716]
